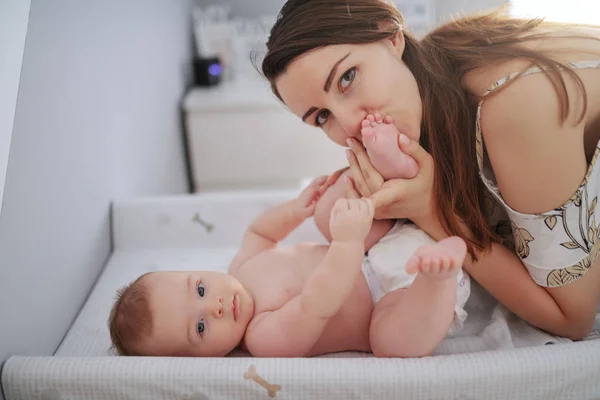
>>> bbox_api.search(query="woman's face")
[275,32,423,148]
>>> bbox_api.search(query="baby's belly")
[307,274,374,356]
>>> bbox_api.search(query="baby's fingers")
[344,176,361,199]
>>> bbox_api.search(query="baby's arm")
[244,198,374,357]
[314,169,395,251]
[229,176,328,273]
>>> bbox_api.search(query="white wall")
[0,0,192,390]
[193,0,507,23]
[195,0,284,18]
[435,0,508,24]
[0,0,31,216]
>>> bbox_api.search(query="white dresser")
[182,79,347,192]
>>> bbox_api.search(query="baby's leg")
[361,114,418,180]
[369,237,467,358]
[313,169,394,251]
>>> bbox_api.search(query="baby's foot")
[405,237,467,280]
[361,114,418,180]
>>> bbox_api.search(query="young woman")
[261,0,600,341]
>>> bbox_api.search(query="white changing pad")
[3,191,600,400]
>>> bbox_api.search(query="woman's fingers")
[370,179,405,209]
[346,148,373,197]
[347,138,384,194]
[397,134,432,168]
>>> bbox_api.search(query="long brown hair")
[262,0,596,259]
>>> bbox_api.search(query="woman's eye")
[197,319,205,335]
[197,282,205,297]
[339,68,356,90]
[316,110,330,127]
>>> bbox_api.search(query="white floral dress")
[476,60,600,287]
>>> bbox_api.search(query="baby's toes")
[450,260,463,273]
[367,114,376,123]
[384,115,394,124]
[448,257,461,270]
[439,257,451,272]
[361,127,375,144]
[374,113,383,123]
[362,119,372,129]
[429,258,444,274]
[420,256,432,274]
[405,255,420,275]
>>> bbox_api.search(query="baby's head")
[109,270,254,357]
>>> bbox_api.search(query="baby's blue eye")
[198,319,205,335]
[197,282,205,297]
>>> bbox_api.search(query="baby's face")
[141,270,254,357]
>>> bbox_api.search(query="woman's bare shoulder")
[476,67,589,215]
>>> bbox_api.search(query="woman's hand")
[345,134,436,224]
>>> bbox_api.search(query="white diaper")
[361,220,471,333]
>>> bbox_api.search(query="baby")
[308,113,471,357]
[109,159,470,357]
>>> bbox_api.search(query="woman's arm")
[345,98,599,339]
[472,68,600,339]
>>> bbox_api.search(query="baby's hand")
[329,198,374,243]
[294,175,329,220]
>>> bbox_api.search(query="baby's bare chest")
[236,245,327,313]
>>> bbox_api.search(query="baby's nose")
[212,296,224,318]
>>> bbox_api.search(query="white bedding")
[2,191,600,400]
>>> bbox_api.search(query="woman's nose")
[331,105,363,139]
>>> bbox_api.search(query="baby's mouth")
[233,294,239,322]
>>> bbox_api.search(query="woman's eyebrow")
[323,53,351,92]
[302,107,318,122]
[301,52,352,122]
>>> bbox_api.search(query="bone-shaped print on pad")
[191,213,214,233]
[244,365,281,398]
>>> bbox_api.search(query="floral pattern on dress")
[475,60,600,288]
